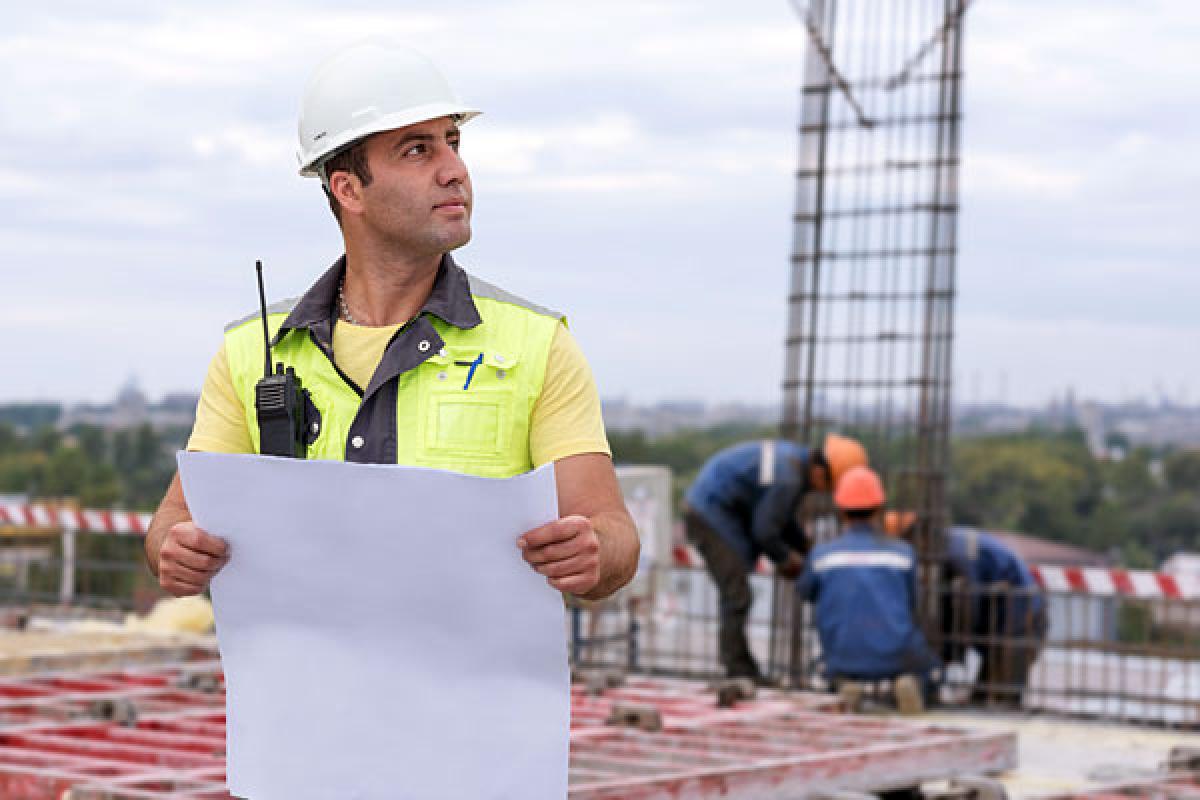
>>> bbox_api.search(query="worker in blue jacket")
[884,513,1048,708]
[944,526,1048,707]
[798,467,937,713]
[683,434,866,682]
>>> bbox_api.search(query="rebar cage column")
[774,0,968,683]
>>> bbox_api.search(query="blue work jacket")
[684,440,810,568]
[797,524,936,680]
[946,526,1046,635]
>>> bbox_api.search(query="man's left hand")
[518,515,601,595]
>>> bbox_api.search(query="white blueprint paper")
[176,452,566,800]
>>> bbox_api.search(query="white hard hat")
[296,39,480,178]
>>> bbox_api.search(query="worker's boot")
[893,674,924,715]
[837,680,865,713]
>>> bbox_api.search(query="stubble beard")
[371,209,472,262]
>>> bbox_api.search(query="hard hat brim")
[297,103,481,177]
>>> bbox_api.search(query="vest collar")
[272,252,482,349]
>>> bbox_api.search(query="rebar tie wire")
[884,0,975,91]
[789,0,875,129]
[789,0,978,114]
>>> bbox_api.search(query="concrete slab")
[925,711,1194,797]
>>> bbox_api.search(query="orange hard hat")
[833,466,886,511]
[823,433,868,486]
[883,510,917,537]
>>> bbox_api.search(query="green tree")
[39,447,90,498]
[1163,449,1200,493]
[71,424,108,463]
[950,432,1101,547]
[79,462,122,508]
[1105,447,1157,506]
[0,422,20,455]
[29,425,62,454]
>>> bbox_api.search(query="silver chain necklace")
[337,277,360,325]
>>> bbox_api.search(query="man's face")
[355,116,473,256]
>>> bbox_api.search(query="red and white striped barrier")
[1030,564,1200,600]
[4,507,1199,601]
[673,544,1200,599]
[0,504,152,535]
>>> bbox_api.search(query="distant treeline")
[0,422,183,511]
[0,403,61,431]
[609,425,1200,568]
[1,419,1196,568]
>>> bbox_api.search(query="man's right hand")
[156,522,229,597]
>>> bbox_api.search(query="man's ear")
[329,171,364,215]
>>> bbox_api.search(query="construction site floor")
[925,710,1195,798]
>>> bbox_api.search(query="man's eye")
[448,138,461,152]
[404,144,427,157]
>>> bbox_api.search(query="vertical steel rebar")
[776,0,968,683]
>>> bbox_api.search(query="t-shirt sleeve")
[529,323,611,467]
[186,341,255,454]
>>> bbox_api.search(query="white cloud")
[191,126,293,168]
[966,152,1083,196]
[1,0,1198,407]
[493,171,687,194]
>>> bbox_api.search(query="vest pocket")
[427,395,506,453]
[423,391,512,462]
[416,344,523,468]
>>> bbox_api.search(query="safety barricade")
[1,503,158,610]
[571,559,1200,726]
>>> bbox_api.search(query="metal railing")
[570,563,1200,726]
[0,535,163,613]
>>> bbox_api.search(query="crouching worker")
[883,513,1048,709]
[944,526,1048,708]
[797,467,938,714]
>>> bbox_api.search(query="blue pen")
[460,352,484,390]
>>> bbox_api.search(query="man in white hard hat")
[144,40,639,606]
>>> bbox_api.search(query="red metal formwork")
[0,714,230,799]
[570,707,1015,799]
[0,661,230,799]
[570,675,840,731]
[0,661,224,729]
[0,669,1014,799]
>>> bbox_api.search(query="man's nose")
[437,146,468,186]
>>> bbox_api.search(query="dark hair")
[321,140,373,222]
[843,508,878,521]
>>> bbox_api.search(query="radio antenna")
[255,259,272,379]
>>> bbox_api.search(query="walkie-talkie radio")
[254,260,313,458]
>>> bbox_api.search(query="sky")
[1,0,1196,409]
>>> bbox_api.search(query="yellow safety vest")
[223,268,560,478]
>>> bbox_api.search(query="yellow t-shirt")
[186,321,610,466]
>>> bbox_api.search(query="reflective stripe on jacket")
[684,440,810,567]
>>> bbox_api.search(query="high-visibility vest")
[223,275,561,478]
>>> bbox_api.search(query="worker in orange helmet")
[797,466,938,714]
[683,434,866,683]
